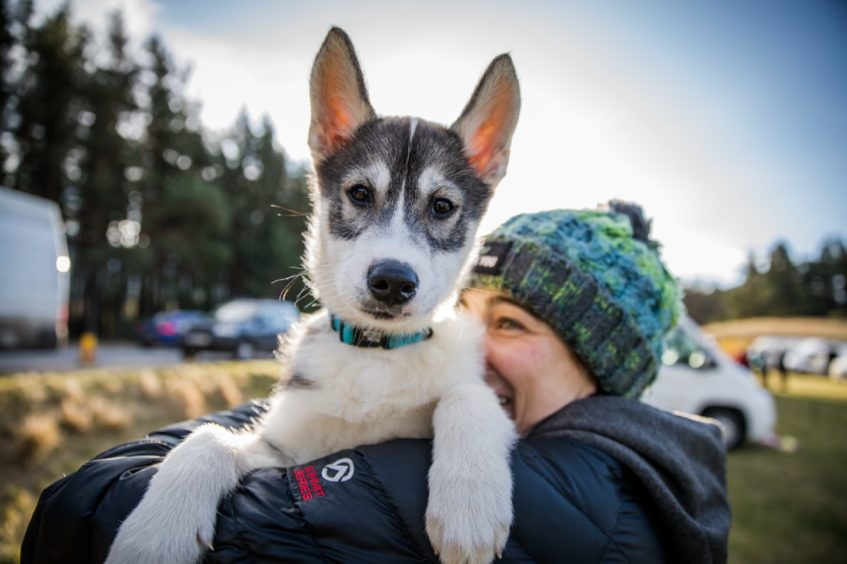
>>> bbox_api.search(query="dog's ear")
[308,27,375,164]
[452,54,520,187]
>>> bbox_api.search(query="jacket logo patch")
[294,465,326,501]
[321,458,355,482]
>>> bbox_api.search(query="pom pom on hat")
[604,199,654,246]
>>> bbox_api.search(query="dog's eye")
[347,184,371,206]
[432,198,455,218]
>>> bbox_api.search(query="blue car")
[136,310,209,347]
[181,299,300,359]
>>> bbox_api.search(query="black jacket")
[23,397,728,563]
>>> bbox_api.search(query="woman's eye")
[432,197,455,218]
[347,184,371,206]
[495,317,524,331]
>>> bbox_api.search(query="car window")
[216,301,259,323]
[259,312,276,328]
[263,309,290,329]
[662,326,714,370]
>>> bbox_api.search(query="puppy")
[106,27,520,564]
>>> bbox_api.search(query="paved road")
[0,343,266,375]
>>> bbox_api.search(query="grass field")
[728,383,847,563]
[707,318,847,563]
[0,361,280,564]
[0,361,846,563]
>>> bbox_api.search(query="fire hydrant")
[79,332,98,365]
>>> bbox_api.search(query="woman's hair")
[468,201,681,398]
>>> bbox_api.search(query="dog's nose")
[367,260,418,306]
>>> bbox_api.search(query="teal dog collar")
[329,314,433,350]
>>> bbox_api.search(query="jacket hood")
[530,395,730,564]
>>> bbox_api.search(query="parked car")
[745,335,802,372]
[0,187,70,349]
[829,354,847,380]
[181,299,299,359]
[136,310,209,347]
[642,317,777,450]
[783,337,847,375]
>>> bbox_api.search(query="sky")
[42,0,847,287]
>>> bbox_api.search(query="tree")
[0,0,15,174]
[136,34,216,316]
[216,111,310,300]
[804,238,847,318]
[724,252,772,319]
[72,11,139,335]
[763,242,802,316]
[12,4,88,203]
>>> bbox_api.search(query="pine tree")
[764,242,802,316]
[13,4,88,203]
[249,116,310,301]
[0,0,15,175]
[137,35,215,316]
[72,11,140,335]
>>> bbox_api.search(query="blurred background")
[0,1,845,563]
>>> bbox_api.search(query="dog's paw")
[105,497,216,564]
[425,467,512,564]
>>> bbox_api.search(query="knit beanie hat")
[468,201,682,398]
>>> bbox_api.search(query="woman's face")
[462,289,597,436]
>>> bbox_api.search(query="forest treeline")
[1,1,844,338]
[684,241,847,324]
[1,1,311,338]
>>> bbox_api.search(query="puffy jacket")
[23,397,728,563]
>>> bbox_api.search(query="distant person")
[778,350,789,392]
[23,204,731,563]
[759,351,770,389]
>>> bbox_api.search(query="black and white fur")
[106,27,521,564]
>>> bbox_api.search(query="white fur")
[106,309,515,564]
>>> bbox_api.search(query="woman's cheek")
[504,343,543,386]
[512,340,546,372]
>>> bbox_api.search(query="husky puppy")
[106,27,520,564]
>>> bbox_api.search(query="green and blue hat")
[469,201,682,398]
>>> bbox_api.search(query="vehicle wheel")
[182,348,197,361]
[702,408,746,450]
[235,341,255,360]
[38,329,58,349]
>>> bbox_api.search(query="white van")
[0,187,71,348]
[641,317,777,449]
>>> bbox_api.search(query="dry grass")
[138,369,163,399]
[16,414,60,464]
[165,377,208,419]
[0,360,279,563]
[59,398,94,432]
[704,317,847,339]
[217,374,244,407]
[0,489,35,564]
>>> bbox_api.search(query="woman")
[23,203,730,563]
